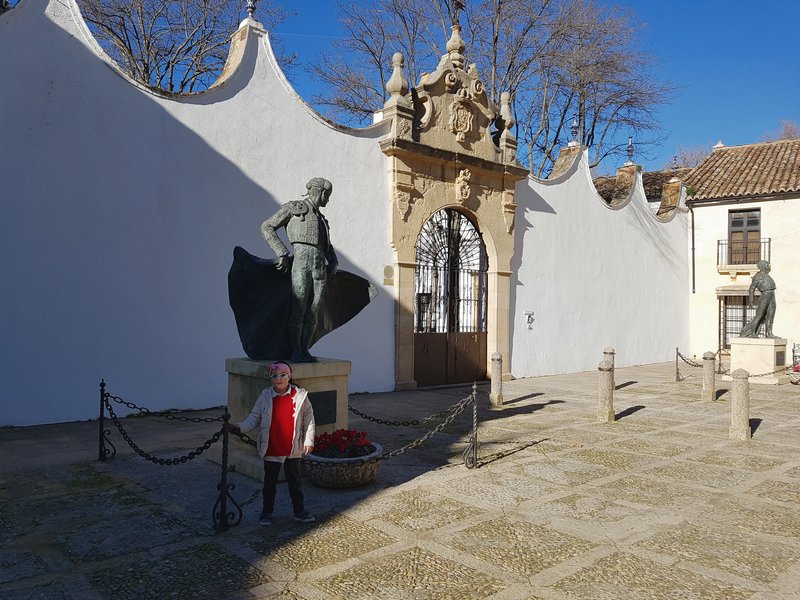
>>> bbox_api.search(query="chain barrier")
[97,379,481,533]
[103,396,223,466]
[750,365,790,378]
[675,348,792,379]
[348,399,463,427]
[677,350,702,368]
[97,380,240,533]
[106,393,225,423]
[303,391,478,468]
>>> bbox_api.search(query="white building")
[684,139,800,361]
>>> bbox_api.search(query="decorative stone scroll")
[456,169,472,202]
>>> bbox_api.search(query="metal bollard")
[702,351,716,402]
[597,359,614,423]
[603,347,615,389]
[489,352,504,407]
[729,369,751,441]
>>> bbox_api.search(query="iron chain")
[677,350,703,368]
[750,365,790,378]
[348,398,467,427]
[106,393,225,422]
[104,397,222,465]
[303,394,473,468]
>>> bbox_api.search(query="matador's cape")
[228,246,377,360]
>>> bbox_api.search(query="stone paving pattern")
[2,362,800,599]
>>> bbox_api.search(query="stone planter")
[302,443,382,489]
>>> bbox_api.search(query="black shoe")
[293,510,315,523]
[259,512,273,526]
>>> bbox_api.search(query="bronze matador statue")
[228,178,375,362]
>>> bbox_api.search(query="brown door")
[413,209,487,386]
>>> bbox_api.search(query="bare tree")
[764,120,800,141]
[77,0,295,94]
[667,144,710,169]
[309,0,670,176]
[521,0,671,175]
[308,0,450,122]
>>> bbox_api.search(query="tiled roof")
[685,138,800,201]
[592,175,624,203]
[593,167,692,203]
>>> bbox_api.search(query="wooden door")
[413,209,487,386]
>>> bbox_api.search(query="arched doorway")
[413,208,488,386]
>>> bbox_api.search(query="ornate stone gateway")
[380,20,527,388]
[414,209,487,386]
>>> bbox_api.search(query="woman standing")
[228,362,315,525]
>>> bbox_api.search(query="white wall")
[1,0,696,426]
[0,0,396,425]
[510,152,690,376]
[689,198,800,359]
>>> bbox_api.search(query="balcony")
[716,238,771,280]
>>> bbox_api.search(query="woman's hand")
[303,445,314,455]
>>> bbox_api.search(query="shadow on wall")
[0,1,282,425]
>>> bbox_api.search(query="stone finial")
[713,139,725,148]
[568,115,579,147]
[446,25,466,69]
[386,52,409,99]
[624,135,634,165]
[246,0,256,19]
[499,92,514,131]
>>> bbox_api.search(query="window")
[719,295,761,349]
[727,209,760,264]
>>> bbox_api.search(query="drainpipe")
[690,206,696,294]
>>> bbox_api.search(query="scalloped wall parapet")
[511,145,691,378]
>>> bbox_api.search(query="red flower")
[312,429,376,459]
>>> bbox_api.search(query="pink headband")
[270,362,292,376]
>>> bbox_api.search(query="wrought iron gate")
[414,209,487,386]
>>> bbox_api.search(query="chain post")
[675,346,679,382]
[97,380,115,461]
[98,379,106,461]
[471,382,478,468]
[213,410,242,532]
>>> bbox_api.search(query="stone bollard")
[597,359,614,423]
[489,352,504,407]
[702,351,716,402]
[603,347,615,388]
[729,369,751,441]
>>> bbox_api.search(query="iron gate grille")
[414,209,487,333]
[719,295,761,350]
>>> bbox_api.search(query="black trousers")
[262,458,305,515]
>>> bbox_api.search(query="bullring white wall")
[1,0,395,425]
[510,154,690,376]
[2,0,692,425]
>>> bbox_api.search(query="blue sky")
[271,0,799,172]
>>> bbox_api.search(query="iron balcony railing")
[717,238,770,266]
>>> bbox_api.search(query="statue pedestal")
[217,357,351,481]
[724,338,789,385]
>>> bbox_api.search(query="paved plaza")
[2,362,800,599]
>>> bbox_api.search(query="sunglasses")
[269,372,289,379]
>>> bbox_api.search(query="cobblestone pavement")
[2,362,800,599]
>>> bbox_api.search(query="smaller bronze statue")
[739,260,779,339]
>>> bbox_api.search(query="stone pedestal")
[217,357,351,481]
[725,338,789,385]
